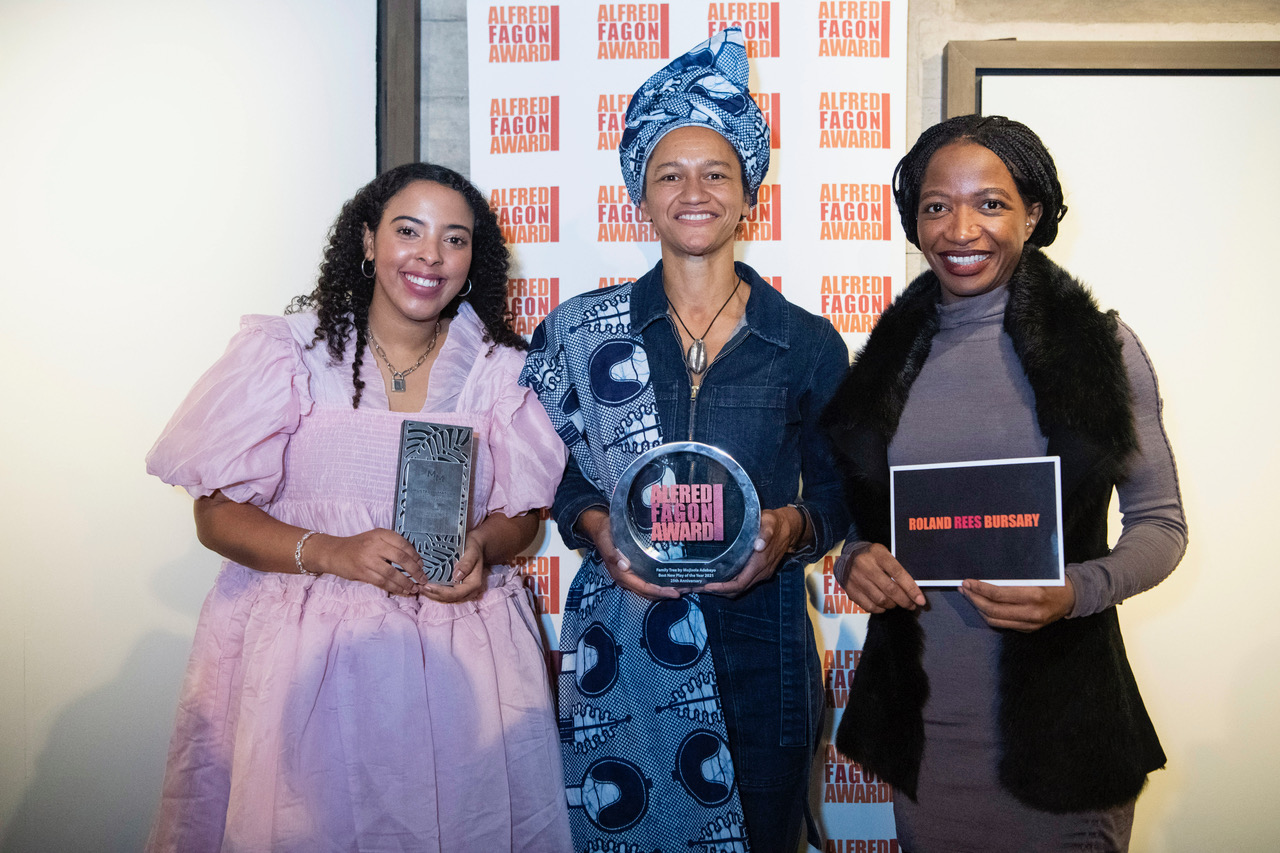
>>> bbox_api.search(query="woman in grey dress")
[821,114,1187,852]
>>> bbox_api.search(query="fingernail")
[618,559,631,571]
[753,538,765,551]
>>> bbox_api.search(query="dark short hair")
[892,114,1068,248]
[288,163,518,408]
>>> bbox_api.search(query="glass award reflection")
[393,420,474,584]
[610,442,761,587]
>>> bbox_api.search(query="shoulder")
[1114,318,1162,394]
[226,313,314,360]
[474,340,527,381]
[538,280,637,341]
[232,311,330,358]
[739,264,845,358]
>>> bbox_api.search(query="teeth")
[947,254,989,266]
[679,213,713,221]
[405,273,440,287]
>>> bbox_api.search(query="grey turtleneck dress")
[868,284,1187,852]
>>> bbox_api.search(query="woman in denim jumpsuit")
[550,254,850,849]
[521,28,850,852]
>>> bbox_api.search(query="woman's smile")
[916,142,1041,303]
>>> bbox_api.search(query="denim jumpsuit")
[552,261,851,851]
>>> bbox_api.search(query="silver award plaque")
[393,420,474,585]
[610,441,761,587]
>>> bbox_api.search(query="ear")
[1025,202,1043,238]
[637,199,652,223]
[362,223,375,260]
[741,194,753,223]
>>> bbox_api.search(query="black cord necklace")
[667,274,742,375]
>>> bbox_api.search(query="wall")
[904,0,1280,278]
[0,1,375,849]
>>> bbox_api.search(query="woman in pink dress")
[144,163,573,852]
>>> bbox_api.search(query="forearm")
[1067,521,1186,617]
[194,492,314,575]
[796,323,854,559]
[552,455,608,550]
[470,510,541,567]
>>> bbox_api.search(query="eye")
[921,202,946,214]
[445,234,470,247]
[396,225,419,237]
[980,199,1007,211]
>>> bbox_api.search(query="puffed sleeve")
[1066,321,1188,617]
[145,315,313,506]
[480,347,569,518]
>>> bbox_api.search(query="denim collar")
[629,260,791,350]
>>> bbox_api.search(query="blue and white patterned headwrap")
[619,27,770,205]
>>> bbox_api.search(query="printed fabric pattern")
[520,284,751,852]
[618,27,770,205]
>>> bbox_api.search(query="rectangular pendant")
[392,376,406,393]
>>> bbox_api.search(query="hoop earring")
[361,259,375,279]
[460,279,473,297]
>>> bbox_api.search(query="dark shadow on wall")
[2,546,216,853]
[1,631,192,853]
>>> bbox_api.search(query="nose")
[945,207,979,243]
[680,177,710,202]
[418,240,441,265]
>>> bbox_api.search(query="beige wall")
[0,1,375,850]
[903,0,1280,279]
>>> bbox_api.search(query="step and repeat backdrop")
[466,2,908,846]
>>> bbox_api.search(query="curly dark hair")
[287,162,521,408]
[892,114,1068,249]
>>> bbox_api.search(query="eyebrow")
[920,186,1014,197]
[390,215,472,233]
[651,158,736,171]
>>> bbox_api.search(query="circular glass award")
[610,441,761,587]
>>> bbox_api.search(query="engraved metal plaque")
[610,441,760,587]
[393,420,474,585]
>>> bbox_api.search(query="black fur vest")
[820,247,1165,813]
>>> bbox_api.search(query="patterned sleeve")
[144,315,313,507]
[518,310,579,446]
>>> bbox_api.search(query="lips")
[939,251,991,277]
[403,271,446,292]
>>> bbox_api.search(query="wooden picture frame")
[377,0,420,173]
[944,40,1280,118]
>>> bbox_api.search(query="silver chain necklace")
[667,274,742,375]
[368,319,442,392]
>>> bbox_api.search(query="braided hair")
[892,114,1068,249]
[287,163,520,408]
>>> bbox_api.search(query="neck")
[367,298,443,354]
[661,252,742,321]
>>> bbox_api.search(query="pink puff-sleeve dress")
[144,304,572,853]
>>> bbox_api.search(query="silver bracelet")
[788,503,811,548]
[294,530,320,576]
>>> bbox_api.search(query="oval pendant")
[687,339,708,374]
